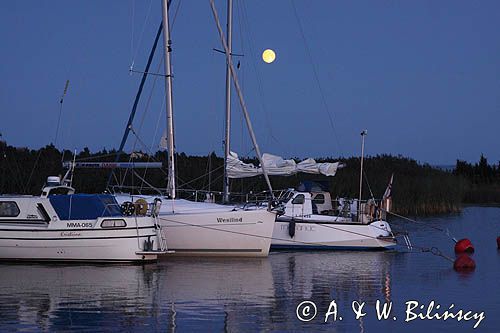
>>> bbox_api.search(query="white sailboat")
[116,0,277,257]
[0,175,167,262]
[227,134,397,250]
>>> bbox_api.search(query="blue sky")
[1,0,499,165]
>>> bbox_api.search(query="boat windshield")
[49,194,123,220]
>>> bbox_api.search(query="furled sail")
[227,152,344,179]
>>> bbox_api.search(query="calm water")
[1,207,499,332]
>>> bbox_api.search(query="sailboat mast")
[209,0,275,200]
[222,0,233,203]
[358,129,367,220]
[161,0,176,198]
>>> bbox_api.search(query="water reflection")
[0,252,394,332]
[1,208,498,332]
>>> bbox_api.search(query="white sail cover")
[227,152,344,179]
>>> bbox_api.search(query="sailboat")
[227,132,397,250]
[115,0,278,257]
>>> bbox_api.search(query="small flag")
[383,173,394,200]
[60,80,70,104]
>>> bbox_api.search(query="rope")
[290,0,342,155]
[385,209,458,243]
[129,0,154,70]
[278,213,393,241]
[156,215,383,248]
[239,0,282,148]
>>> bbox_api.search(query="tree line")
[0,140,498,215]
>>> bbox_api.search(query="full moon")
[262,49,276,63]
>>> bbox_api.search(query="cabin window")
[292,194,305,205]
[101,219,127,228]
[0,201,20,217]
[312,194,325,205]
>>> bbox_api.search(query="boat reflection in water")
[0,252,393,331]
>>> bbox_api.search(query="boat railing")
[109,186,388,222]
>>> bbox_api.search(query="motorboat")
[271,185,397,250]
[0,176,168,262]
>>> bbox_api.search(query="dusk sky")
[1,0,499,165]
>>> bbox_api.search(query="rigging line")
[129,59,163,152]
[130,0,135,66]
[363,170,376,201]
[139,95,166,192]
[290,0,342,155]
[239,1,281,148]
[180,164,225,190]
[130,0,154,69]
[132,169,163,195]
[24,149,43,194]
[7,153,26,194]
[156,215,387,247]
[278,214,393,241]
[170,0,182,33]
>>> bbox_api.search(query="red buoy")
[497,236,500,249]
[454,254,476,271]
[454,238,474,253]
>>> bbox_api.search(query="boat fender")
[134,198,148,216]
[453,254,476,271]
[153,198,162,217]
[497,236,500,249]
[121,201,135,216]
[454,238,474,254]
[289,220,296,238]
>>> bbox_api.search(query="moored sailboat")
[113,0,278,257]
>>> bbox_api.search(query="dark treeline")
[0,140,497,215]
[455,154,500,204]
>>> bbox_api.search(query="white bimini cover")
[227,152,343,179]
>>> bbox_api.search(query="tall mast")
[161,0,176,198]
[210,0,275,200]
[222,0,233,203]
[358,129,367,220]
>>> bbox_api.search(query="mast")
[209,0,275,200]
[161,0,176,198]
[358,130,367,220]
[222,0,233,203]
[107,22,163,188]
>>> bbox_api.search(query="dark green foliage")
[0,139,496,215]
[454,155,500,204]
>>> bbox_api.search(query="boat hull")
[0,227,159,262]
[271,219,396,250]
[157,209,276,257]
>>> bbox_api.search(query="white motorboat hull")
[0,225,159,262]
[271,219,396,250]
[0,194,163,263]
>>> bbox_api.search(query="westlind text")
[295,300,485,329]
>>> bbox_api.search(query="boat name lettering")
[60,231,81,237]
[66,222,93,228]
[216,217,243,223]
[281,224,315,232]
[26,214,38,219]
